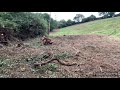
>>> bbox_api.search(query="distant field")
[50,16,120,37]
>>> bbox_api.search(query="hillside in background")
[50,16,120,37]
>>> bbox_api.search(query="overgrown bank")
[0,12,58,41]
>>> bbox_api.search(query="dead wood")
[34,58,77,67]
[41,36,53,45]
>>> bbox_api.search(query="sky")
[34,12,120,21]
[40,12,100,21]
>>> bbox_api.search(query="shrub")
[0,12,50,40]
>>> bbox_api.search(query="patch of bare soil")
[1,34,120,78]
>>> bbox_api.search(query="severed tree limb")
[40,59,56,66]
[34,58,77,67]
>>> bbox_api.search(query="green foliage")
[33,63,58,74]
[39,13,58,32]
[14,12,49,39]
[57,19,75,28]
[88,15,96,21]
[50,19,58,31]
[98,12,115,18]
[47,63,58,72]
[66,19,74,26]
[0,13,17,30]
[58,19,67,28]
[0,12,58,40]
[0,57,11,67]
[73,14,85,22]
[82,15,97,23]
[54,52,72,59]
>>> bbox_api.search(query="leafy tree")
[66,19,73,26]
[50,19,58,31]
[73,14,85,22]
[98,12,115,18]
[38,13,58,32]
[58,19,67,28]
[88,15,96,21]
[42,13,50,22]
[81,15,96,23]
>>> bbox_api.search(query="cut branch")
[34,58,77,67]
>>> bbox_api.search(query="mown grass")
[50,16,120,37]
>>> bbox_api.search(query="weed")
[32,63,58,74]
[0,57,10,67]
[54,52,72,59]
[47,63,58,72]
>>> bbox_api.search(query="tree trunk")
[48,12,51,35]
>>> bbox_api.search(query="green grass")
[50,16,120,37]
[54,52,73,60]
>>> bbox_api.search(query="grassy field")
[50,16,120,37]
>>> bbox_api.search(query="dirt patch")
[1,34,120,78]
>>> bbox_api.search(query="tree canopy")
[98,12,115,18]
[73,14,85,22]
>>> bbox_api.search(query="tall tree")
[66,19,73,26]
[88,15,96,21]
[73,14,85,22]
[58,19,67,28]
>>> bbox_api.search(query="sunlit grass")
[50,16,120,37]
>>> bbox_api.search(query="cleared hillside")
[1,16,120,78]
[50,16,120,37]
[1,35,120,78]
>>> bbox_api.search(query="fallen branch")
[34,58,77,67]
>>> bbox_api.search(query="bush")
[0,12,50,40]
